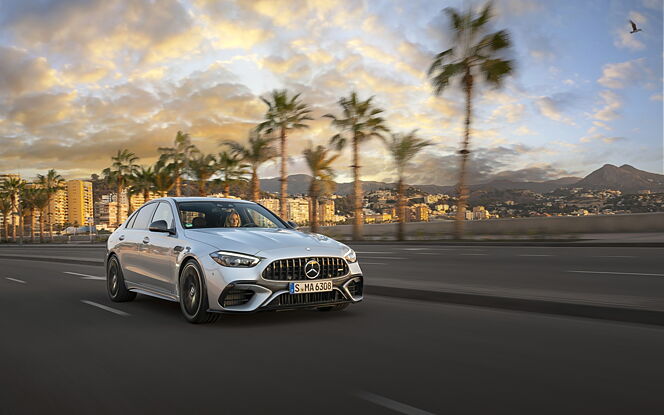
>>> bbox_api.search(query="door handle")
[119,235,125,241]
[143,237,150,244]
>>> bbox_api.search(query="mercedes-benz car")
[105,197,363,323]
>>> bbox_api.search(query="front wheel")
[179,261,219,324]
[107,256,136,302]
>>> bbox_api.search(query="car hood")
[184,228,348,256]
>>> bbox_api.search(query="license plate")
[289,280,333,294]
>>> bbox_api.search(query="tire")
[179,260,219,324]
[107,256,136,302]
[316,303,350,312]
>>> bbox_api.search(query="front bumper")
[217,274,363,312]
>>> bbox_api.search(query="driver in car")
[225,211,241,227]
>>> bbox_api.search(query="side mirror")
[149,220,175,235]
[287,220,299,229]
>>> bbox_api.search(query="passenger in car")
[192,216,207,228]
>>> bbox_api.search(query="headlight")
[344,248,357,263]
[210,251,261,267]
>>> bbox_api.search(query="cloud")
[490,103,525,123]
[515,125,536,135]
[598,58,649,89]
[0,46,60,96]
[591,90,622,122]
[535,96,575,125]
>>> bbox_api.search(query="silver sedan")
[106,197,363,323]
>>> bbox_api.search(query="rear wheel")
[316,303,350,312]
[179,261,219,324]
[107,256,136,302]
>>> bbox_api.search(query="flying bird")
[629,20,642,34]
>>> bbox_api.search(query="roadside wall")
[316,212,664,240]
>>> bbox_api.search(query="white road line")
[6,277,26,284]
[519,254,553,257]
[415,252,439,255]
[64,271,106,280]
[361,256,408,260]
[401,248,430,251]
[80,300,130,316]
[568,270,664,277]
[357,391,435,415]
[593,255,635,258]
[361,262,388,265]
[459,253,487,256]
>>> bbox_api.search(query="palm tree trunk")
[10,196,16,242]
[2,217,8,242]
[144,189,150,202]
[175,169,181,196]
[352,136,363,240]
[310,181,319,233]
[454,72,473,239]
[47,195,54,242]
[19,212,24,244]
[116,183,123,227]
[199,180,207,197]
[30,211,35,243]
[39,209,45,243]
[279,127,288,219]
[397,177,405,241]
[251,169,259,202]
[224,182,230,198]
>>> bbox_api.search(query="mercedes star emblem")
[304,259,321,279]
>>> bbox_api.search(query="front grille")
[262,257,349,281]
[346,278,363,298]
[268,290,345,307]
[221,288,254,307]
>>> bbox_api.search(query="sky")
[0,0,662,186]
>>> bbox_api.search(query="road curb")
[365,285,664,326]
[3,254,663,326]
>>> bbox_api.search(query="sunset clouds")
[0,0,662,183]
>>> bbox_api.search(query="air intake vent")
[346,278,363,298]
[268,290,344,307]
[221,288,254,307]
[262,257,348,281]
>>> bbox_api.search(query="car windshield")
[176,201,286,229]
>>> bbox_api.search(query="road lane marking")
[81,300,130,316]
[356,251,394,254]
[568,270,664,277]
[361,256,408,260]
[519,254,553,257]
[361,262,388,265]
[357,391,435,415]
[401,248,430,251]
[593,255,635,258]
[459,253,487,256]
[6,277,26,284]
[64,271,106,280]
[415,252,440,255]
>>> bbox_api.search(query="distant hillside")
[574,164,664,193]
[258,164,663,196]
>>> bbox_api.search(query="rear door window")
[132,203,158,230]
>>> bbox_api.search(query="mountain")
[574,164,664,193]
[258,164,663,196]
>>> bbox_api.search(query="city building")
[286,198,309,224]
[472,206,490,220]
[319,199,335,225]
[259,198,280,214]
[67,180,93,227]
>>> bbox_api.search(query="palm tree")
[130,166,155,204]
[386,131,432,241]
[217,151,249,197]
[20,187,38,243]
[2,176,24,242]
[303,145,338,233]
[102,149,140,227]
[36,169,65,242]
[158,130,198,197]
[151,159,176,197]
[223,130,277,202]
[0,192,12,242]
[325,92,389,240]
[187,153,218,197]
[32,189,49,243]
[257,90,313,218]
[428,2,513,238]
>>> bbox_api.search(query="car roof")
[153,197,256,204]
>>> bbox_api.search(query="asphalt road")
[1,254,664,414]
